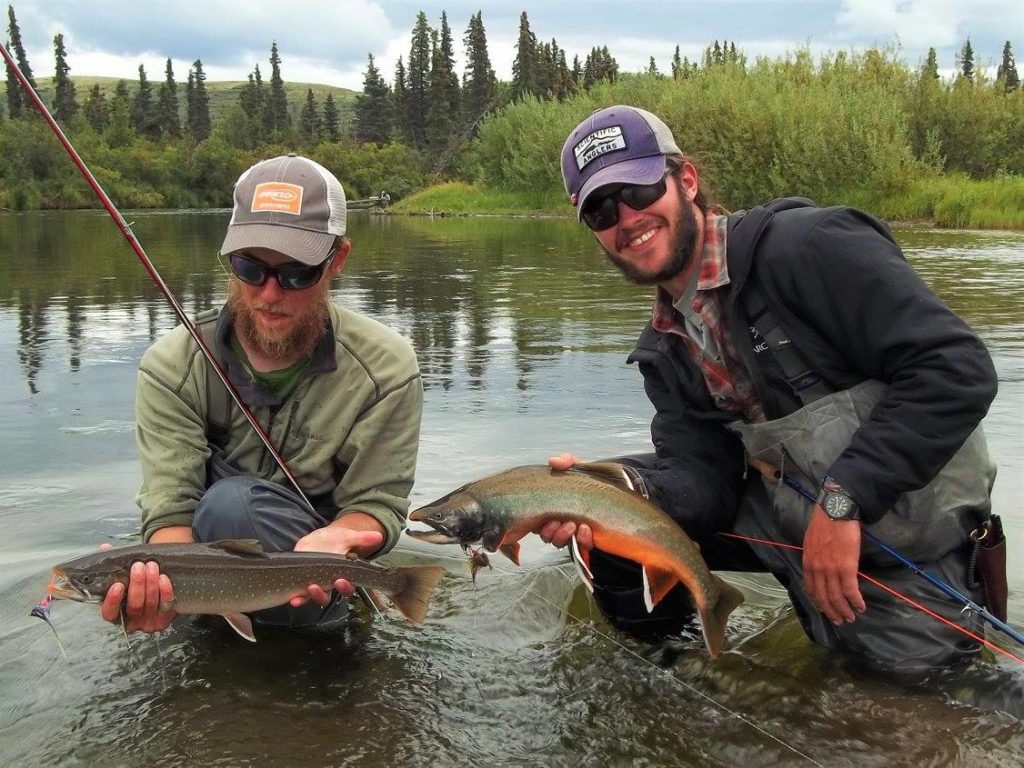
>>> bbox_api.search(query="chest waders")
[729,293,999,668]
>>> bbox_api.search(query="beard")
[603,196,699,285]
[227,278,330,365]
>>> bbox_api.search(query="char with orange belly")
[407,462,744,658]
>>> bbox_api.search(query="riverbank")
[394,176,1024,230]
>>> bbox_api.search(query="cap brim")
[575,155,668,220]
[219,223,336,265]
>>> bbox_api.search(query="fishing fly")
[30,582,68,660]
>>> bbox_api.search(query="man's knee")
[193,476,262,541]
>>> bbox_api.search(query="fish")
[406,462,744,658]
[46,539,445,641]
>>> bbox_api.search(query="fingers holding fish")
[548,452,582,472]
[101,560,176,633]
[289,579,355,608]
[536,520,594,551]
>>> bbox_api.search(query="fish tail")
[698,576,745,659]
[390,565,446,624]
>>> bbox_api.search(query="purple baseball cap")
[561,105,682,219]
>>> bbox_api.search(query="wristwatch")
[817,476,860,521]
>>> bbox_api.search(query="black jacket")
[628,198,997,528]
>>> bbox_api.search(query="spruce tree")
[648,56,659,76]
[187,59,211,140]
[958,38,975,82]
[923,47,940,80]
[4,33,23,118]
[672,45,682,79]
[462,11,496,130]
[131,64,158,138]
[298,87,320,142]
[7,5,36,115]
[354,52,392,144]
[425,31,453,154]
[322,92,340,141]
[82,83,109,132]
[511,12,538,100]
[52,33,77,123]
[393,56,414,145]
[439,11,460,118]
[156,57,180,138]
[106,80,134,147]
[265,41,289,132]
[997,41,1020,93]
[405,12,431,149]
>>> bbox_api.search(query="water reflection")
[3,212,1024,766]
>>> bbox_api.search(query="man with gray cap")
[100,154,424,636]
[539,106,1002,670]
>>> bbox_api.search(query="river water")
[1,210,1022,767]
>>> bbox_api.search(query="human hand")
[539,453,594,551]
[802,506,865,624]
[99,546,176,634]
[291,526,385,607]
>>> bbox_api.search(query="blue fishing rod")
[748,459,1024,646]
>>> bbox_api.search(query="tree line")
[1,3,1021,219]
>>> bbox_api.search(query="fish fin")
[641,566,679,612]
[499,542,521,565]
[207,539,269,558]
[363,588,391,616]
[696,576,745,659]
[222,612,257,642]
[389,565,446,624]
[571,461,635,493]
[569,534,594,593]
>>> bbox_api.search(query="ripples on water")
[1,214,1023,766]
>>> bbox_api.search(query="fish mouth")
[404,526,462,545]
[49,571,98,603]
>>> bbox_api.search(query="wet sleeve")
[631,357,746,537]
[785,209,997,520]
[331,370,424,553]
[135,347,210,542]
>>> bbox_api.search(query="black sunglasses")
[581,169,677,232]
[228,252,331,290]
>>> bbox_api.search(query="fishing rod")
[3,43,384,615]
[1,42,312,506]
[746,458,1024,647]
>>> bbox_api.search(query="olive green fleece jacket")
[135,302,423,551]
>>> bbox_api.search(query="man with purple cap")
[100,154,424,636]
[541,106,1002,670]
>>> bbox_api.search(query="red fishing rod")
[1,42,313,508]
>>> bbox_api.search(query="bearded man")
[101,154,423,634]
[541,106,1001,671]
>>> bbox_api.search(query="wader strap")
[743,283,833,406]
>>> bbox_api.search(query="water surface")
[1,211,1022,766]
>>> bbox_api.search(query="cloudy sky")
[4,1,1022,90]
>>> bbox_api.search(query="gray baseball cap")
[219,154,347,265]
[561,105,682,219]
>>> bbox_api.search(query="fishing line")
[518,577,824,767]
[720,532,1024,666]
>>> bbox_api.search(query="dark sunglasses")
[228,252,331,290]
[581,169,677,232]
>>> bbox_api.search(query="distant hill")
[30,76,359,126]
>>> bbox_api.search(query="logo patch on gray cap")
[574,126,627,171]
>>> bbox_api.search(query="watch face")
[824,492,853,519]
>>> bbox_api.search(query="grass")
[392,181,568,216]
[399,176,1024,230]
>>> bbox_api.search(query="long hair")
[666,153,724,215]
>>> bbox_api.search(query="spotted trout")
[407,462,744,658]
[47,539,445,641]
